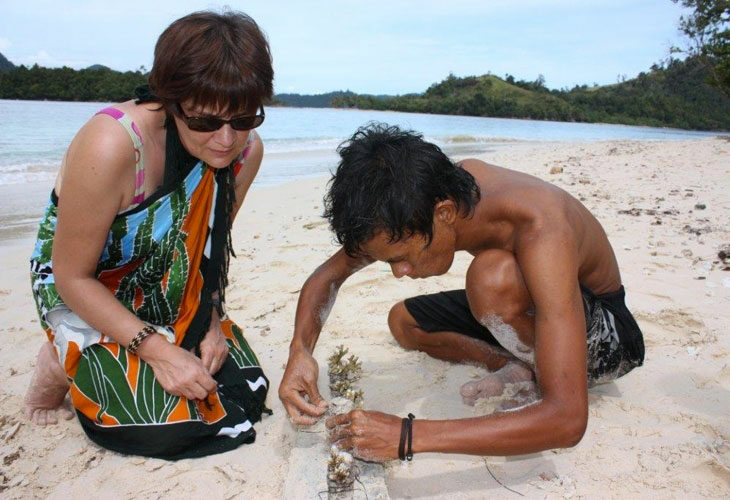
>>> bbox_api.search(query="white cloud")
[22,50,52,65]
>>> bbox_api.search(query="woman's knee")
[388,301,422,350]
[466,250,531,322]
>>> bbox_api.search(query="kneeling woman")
[26,11,272,459]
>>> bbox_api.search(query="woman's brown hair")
[149,10,273,115]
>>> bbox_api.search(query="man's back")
[461,159,622,295]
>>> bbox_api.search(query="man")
[279,123,644,461]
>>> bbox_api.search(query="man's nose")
[390,262,410,279]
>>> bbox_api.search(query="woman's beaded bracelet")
[127,325,157,355]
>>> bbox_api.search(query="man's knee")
[466,249,531,323]
[388,301,421,350]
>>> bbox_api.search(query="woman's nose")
[213,124,237,147]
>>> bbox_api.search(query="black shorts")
[403,286,645,385]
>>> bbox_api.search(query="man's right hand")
[279,347,328,424]
[139,335,218,401]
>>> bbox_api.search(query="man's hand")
[279,348,328,424]
[326,410,402,462]
[141,337,218,401]
[199,308,229,375]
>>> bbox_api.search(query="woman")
[25,10,273,459]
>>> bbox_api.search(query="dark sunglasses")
[175,103,265,132]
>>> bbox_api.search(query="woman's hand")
[139,335,218,400]
[326,410,402,462]
[199,308,229,375]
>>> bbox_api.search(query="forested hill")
[332,57,730,131]
[0,52,15,72]
[1,55,728,131]
[274,91,359,107]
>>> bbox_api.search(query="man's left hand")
[199,309,229,375]
[326,409,402,462]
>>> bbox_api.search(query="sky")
[0,1,693,95]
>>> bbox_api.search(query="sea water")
[0,99,722,187]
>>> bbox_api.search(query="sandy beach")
[1,137,728,498]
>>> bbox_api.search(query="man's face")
[360,228,456,279]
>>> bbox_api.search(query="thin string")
[483,459,524,497]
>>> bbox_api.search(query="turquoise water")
[0,99,722,186]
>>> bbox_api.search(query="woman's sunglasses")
[175,103,265,132]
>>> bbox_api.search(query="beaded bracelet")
[127,325,157,355]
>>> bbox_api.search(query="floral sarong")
[30,156,269,460]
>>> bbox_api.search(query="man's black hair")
[324,122,481,256]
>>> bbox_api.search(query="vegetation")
[275,91,361,107]
[672,0,730,96]
[331,57,730,130]
[0,52,15,72]
[0,60,146,101]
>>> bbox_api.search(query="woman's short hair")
[324,123,481,256]
[149,10,273,115]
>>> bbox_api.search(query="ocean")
[0,99,722,187]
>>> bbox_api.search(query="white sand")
[1,137,728,498]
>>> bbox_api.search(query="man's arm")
[328,225,588,458]
[280,248,372,424]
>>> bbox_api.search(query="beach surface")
[1,137,728,498]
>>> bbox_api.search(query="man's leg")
[462,249,539,406]
[388,302,533,405]
[388,249,540,405]
[24,341,74,425]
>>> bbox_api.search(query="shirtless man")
[279,123,644,461]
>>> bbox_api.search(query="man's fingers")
[282,401,320,425]
[306,384,327,410]
[325,412,349,429]
[286,388,328,417]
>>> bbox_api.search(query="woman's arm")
[52,115,217,400]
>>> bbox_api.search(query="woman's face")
[172,101,255,168]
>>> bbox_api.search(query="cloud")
[0,38,11,51]
[18,50,90,68]
[22,50,52,65]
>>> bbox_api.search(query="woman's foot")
[24,342,74,425]
[460,361,534,406]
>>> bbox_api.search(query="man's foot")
[496,382,540,412]
[24,342,74,425]
[460,361,534,406]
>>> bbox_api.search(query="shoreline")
[1,137,728,498]
[3,98,730,134]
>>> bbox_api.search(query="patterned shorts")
[403,286,645,386]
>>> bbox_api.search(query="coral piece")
[327,445,354,486]
[328,344,362,397]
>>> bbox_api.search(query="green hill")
[0,52,15,72]
[333,57,730,131]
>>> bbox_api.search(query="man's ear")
[434,200,457,224]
